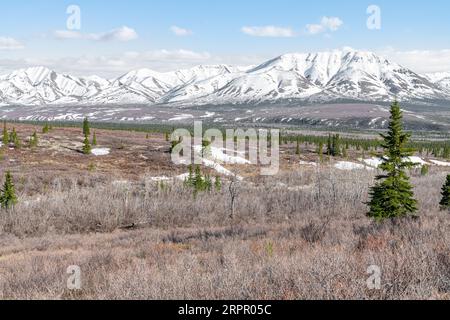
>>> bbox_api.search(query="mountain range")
[1,49,450,107]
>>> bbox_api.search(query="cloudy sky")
[1,0,450,78]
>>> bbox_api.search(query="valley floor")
[0,123,449,299]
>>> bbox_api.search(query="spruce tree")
[440,174,450,210]
[2,121,8,146]
[296,138,300,155]
[92,132,97,146]
[30,131,38,148]
[367,101,418,220]
[214,176,222,192]
[0,171,17,209]
[83,117,90,136]
[42,123,49,134]
[83,135,91,155]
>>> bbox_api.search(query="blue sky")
[1,0,450,77]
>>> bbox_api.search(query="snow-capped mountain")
[1,49,449,106]
[427,72,450,93]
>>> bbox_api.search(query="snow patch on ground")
[430,159,450,167]
[194,145,250,165]
[299,160,317,167]
[168,114,194,121]
[335,161,374,171]
[361,156,429,168]
[91,148,110,156]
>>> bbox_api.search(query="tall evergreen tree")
[367,101,418,220]
[83,135,91,155]
[440,174,450,210]
[92,131,97,146]
[214,176,222,192]
[30,131,38,148]
[83,117,90,136]
[0,171,17,209]
[295,138,300,155]
[2,121,8,146]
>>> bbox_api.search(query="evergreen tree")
[2,121,8,146]
[83,117,90,136]
[295,138,300,155]
[92,132,97,146]
[30,131,38,148]
[318,142,324,163]
[10,128,20,148]
[440,174,450,210]
[42,123,50,134]
[204,175,212,192]
[83,135,91,155]
[0,171,17,209]
[367,101,418,220]
[327,134,332,156]
[193,165,204,191]
[214,176,222,192]
[420,165,429,176]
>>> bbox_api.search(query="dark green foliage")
[9,128,20,148]
[30,131,38,148]
[83,117,90,136]
[2,121,8,146]
[420,165,429,176]
[92,132,97,146]
[440,175,450,210]
[184,165,217,195]
[317,142,324,163]
[214,176,222,192]
[326,134,341,157]
[295,138,300,155]
[42,123,50,134]
[0,171,17,209]
[83,135,91,155]
[367,101,418,220]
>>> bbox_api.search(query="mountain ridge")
[1,49,450,107]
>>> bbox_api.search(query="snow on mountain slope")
[0,66,108,105]
[0,50,449,106]
[163,49,446,105]
[427,72,450,93]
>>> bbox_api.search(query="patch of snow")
[168,114,194,121]
[91,148,110,156]
[299,160,317,167]
[406,156,429,166]
[430,159,450,167]
[335,161,374,171]
[194,145,250,165]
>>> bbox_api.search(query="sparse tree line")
[1,109,449,219]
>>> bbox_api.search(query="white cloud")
[0,49,225,78]
[306,16,343,35]
[241,26,295,38]
[54,26,138,42]
[170,26,193,36]
[378,48,450,74]
[54,30,83,40]
[0,37,24,50]
[88,26,138,42]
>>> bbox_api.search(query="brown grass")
[0,123,449,300]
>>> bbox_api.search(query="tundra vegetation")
[0,107,449,300]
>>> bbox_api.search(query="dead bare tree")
[228,174,240,220]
